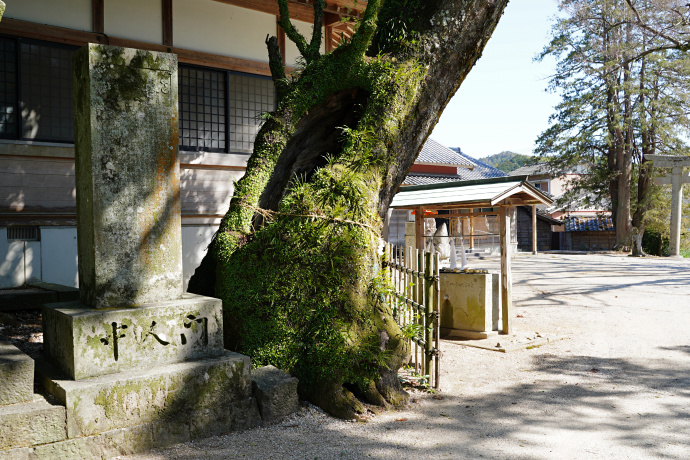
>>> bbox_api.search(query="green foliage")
[479,151,533,173]
[535,0,690,245]
[217,181,391,393]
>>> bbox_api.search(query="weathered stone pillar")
[73,44,182,307]
[670,166,684,257]
[649,154,690,258]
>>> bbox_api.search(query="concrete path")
[125,253,690,460]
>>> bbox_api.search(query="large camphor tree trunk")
[189,0,508,419]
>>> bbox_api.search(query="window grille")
[0,37,17,139]
[6,226,40,241]
[227,72,274,153]
[179,65,275,154]
[179,66,226,152]
[0,37,76,142]
[20,40,75,142]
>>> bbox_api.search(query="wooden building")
[0,0,363,288]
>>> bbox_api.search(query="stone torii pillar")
[648,154,690,257]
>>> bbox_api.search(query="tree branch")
[307,0,325,61]
[277,0,311,62]
[348,0,382,55]
[265,35,289,102]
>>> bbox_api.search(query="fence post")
[434,252,440,389]
[424,252,432,383]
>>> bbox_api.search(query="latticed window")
[227,72,274,153]
[179,64,275,154]
[179,66,226,152]
[0,37,76,142]
[0,37,17,139]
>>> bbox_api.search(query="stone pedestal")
[43,294,223,380]
[439,272,501,339]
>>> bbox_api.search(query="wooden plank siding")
[516,206,553,251]
[0,154,242,226]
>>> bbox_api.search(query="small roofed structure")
[389,176,554,334]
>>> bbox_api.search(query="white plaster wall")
[174,0,272,62]
[5,0,91,31]
[105,0,163,45]
[181,225,217,291]
[40,227,78,288]
[285,20,325,67]
[0,233,41,288]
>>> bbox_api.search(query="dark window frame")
[179,63,276,155]
[0,35,78,143]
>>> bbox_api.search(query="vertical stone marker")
[38,45,262,449]
[648,154,690,258]
[73,44,182,308]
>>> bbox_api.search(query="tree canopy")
[479,151,533,173]
[535,0,690,249]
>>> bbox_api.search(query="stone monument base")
[440,328,499,340]
[36,351,261,440]
[42,294,224,380]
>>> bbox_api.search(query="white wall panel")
[181,225,217,291]
[174,0,272,63]
[5,0,91,31]
[40,227,78,288]
[105,0,163,45]
[0,236,41,288]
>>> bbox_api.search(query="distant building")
[508,164,615,250]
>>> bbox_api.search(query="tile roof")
[564,217,615,232]
[403,174,465,186]
[450,148,507,180]
[508,163,549,176]
[416,139,475,167]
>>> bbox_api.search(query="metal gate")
[384,244,440,389]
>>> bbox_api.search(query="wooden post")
[424,252,433,382]
[499,206,512,334]
[92,0,104,34]
[468,216,474,249]
[433,252,440,389]
[532,204,537,254]
[415,206,424,252]
[162,0,173,46]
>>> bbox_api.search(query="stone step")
[251,365,299,425]
[0,341,34,405]
[27,282,80,302]
[37,350,261,439]
[0,394,67,451]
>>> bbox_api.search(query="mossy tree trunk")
[188,0,508,419]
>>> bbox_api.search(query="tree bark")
[189,0,509,419]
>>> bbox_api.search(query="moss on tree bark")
[188,0,508,419]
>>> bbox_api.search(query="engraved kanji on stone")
[100,322,128,361]
[180,315,208,346]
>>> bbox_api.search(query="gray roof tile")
[416,139,475,167]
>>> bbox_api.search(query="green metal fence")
[384,243,440,389]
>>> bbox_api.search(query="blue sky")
[431,0,562,159]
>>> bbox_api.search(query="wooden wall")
[516,206,553,251]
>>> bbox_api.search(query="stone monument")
[36,44,260,455]
[648,154,690,257]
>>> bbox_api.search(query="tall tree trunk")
[189,0,509,419]
[616,53,634,248]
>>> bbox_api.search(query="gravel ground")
[123,252,690,460]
